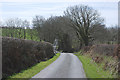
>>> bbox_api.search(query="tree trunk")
[79,42,83,49]
[11,33,13,37]
[19,29,22,38]
[84,38,89,46]
[24,29,26,39]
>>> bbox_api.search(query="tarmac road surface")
[32,53,86,78]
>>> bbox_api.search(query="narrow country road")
[32,53,86,78]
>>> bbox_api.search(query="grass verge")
[75,52,113,78]
[8,53,60,78]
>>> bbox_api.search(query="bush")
[81,44,118,77]
[82,44,117,56]
[2,37,54,78]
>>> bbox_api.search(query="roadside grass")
[75,52,114,78]
[8,53,60,79]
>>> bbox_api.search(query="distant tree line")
[1,4,118,52]
[1,18,39,41]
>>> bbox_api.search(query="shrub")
[82,44,117,56]
[81,44,118,77]
[2,37,54,78]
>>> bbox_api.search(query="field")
[2,27,40,41]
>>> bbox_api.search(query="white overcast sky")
[0,0,119,27]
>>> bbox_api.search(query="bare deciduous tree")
[32,15,45,41]
[64,5,104,46]
[6,18,16,37]
[22,20,30,39]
